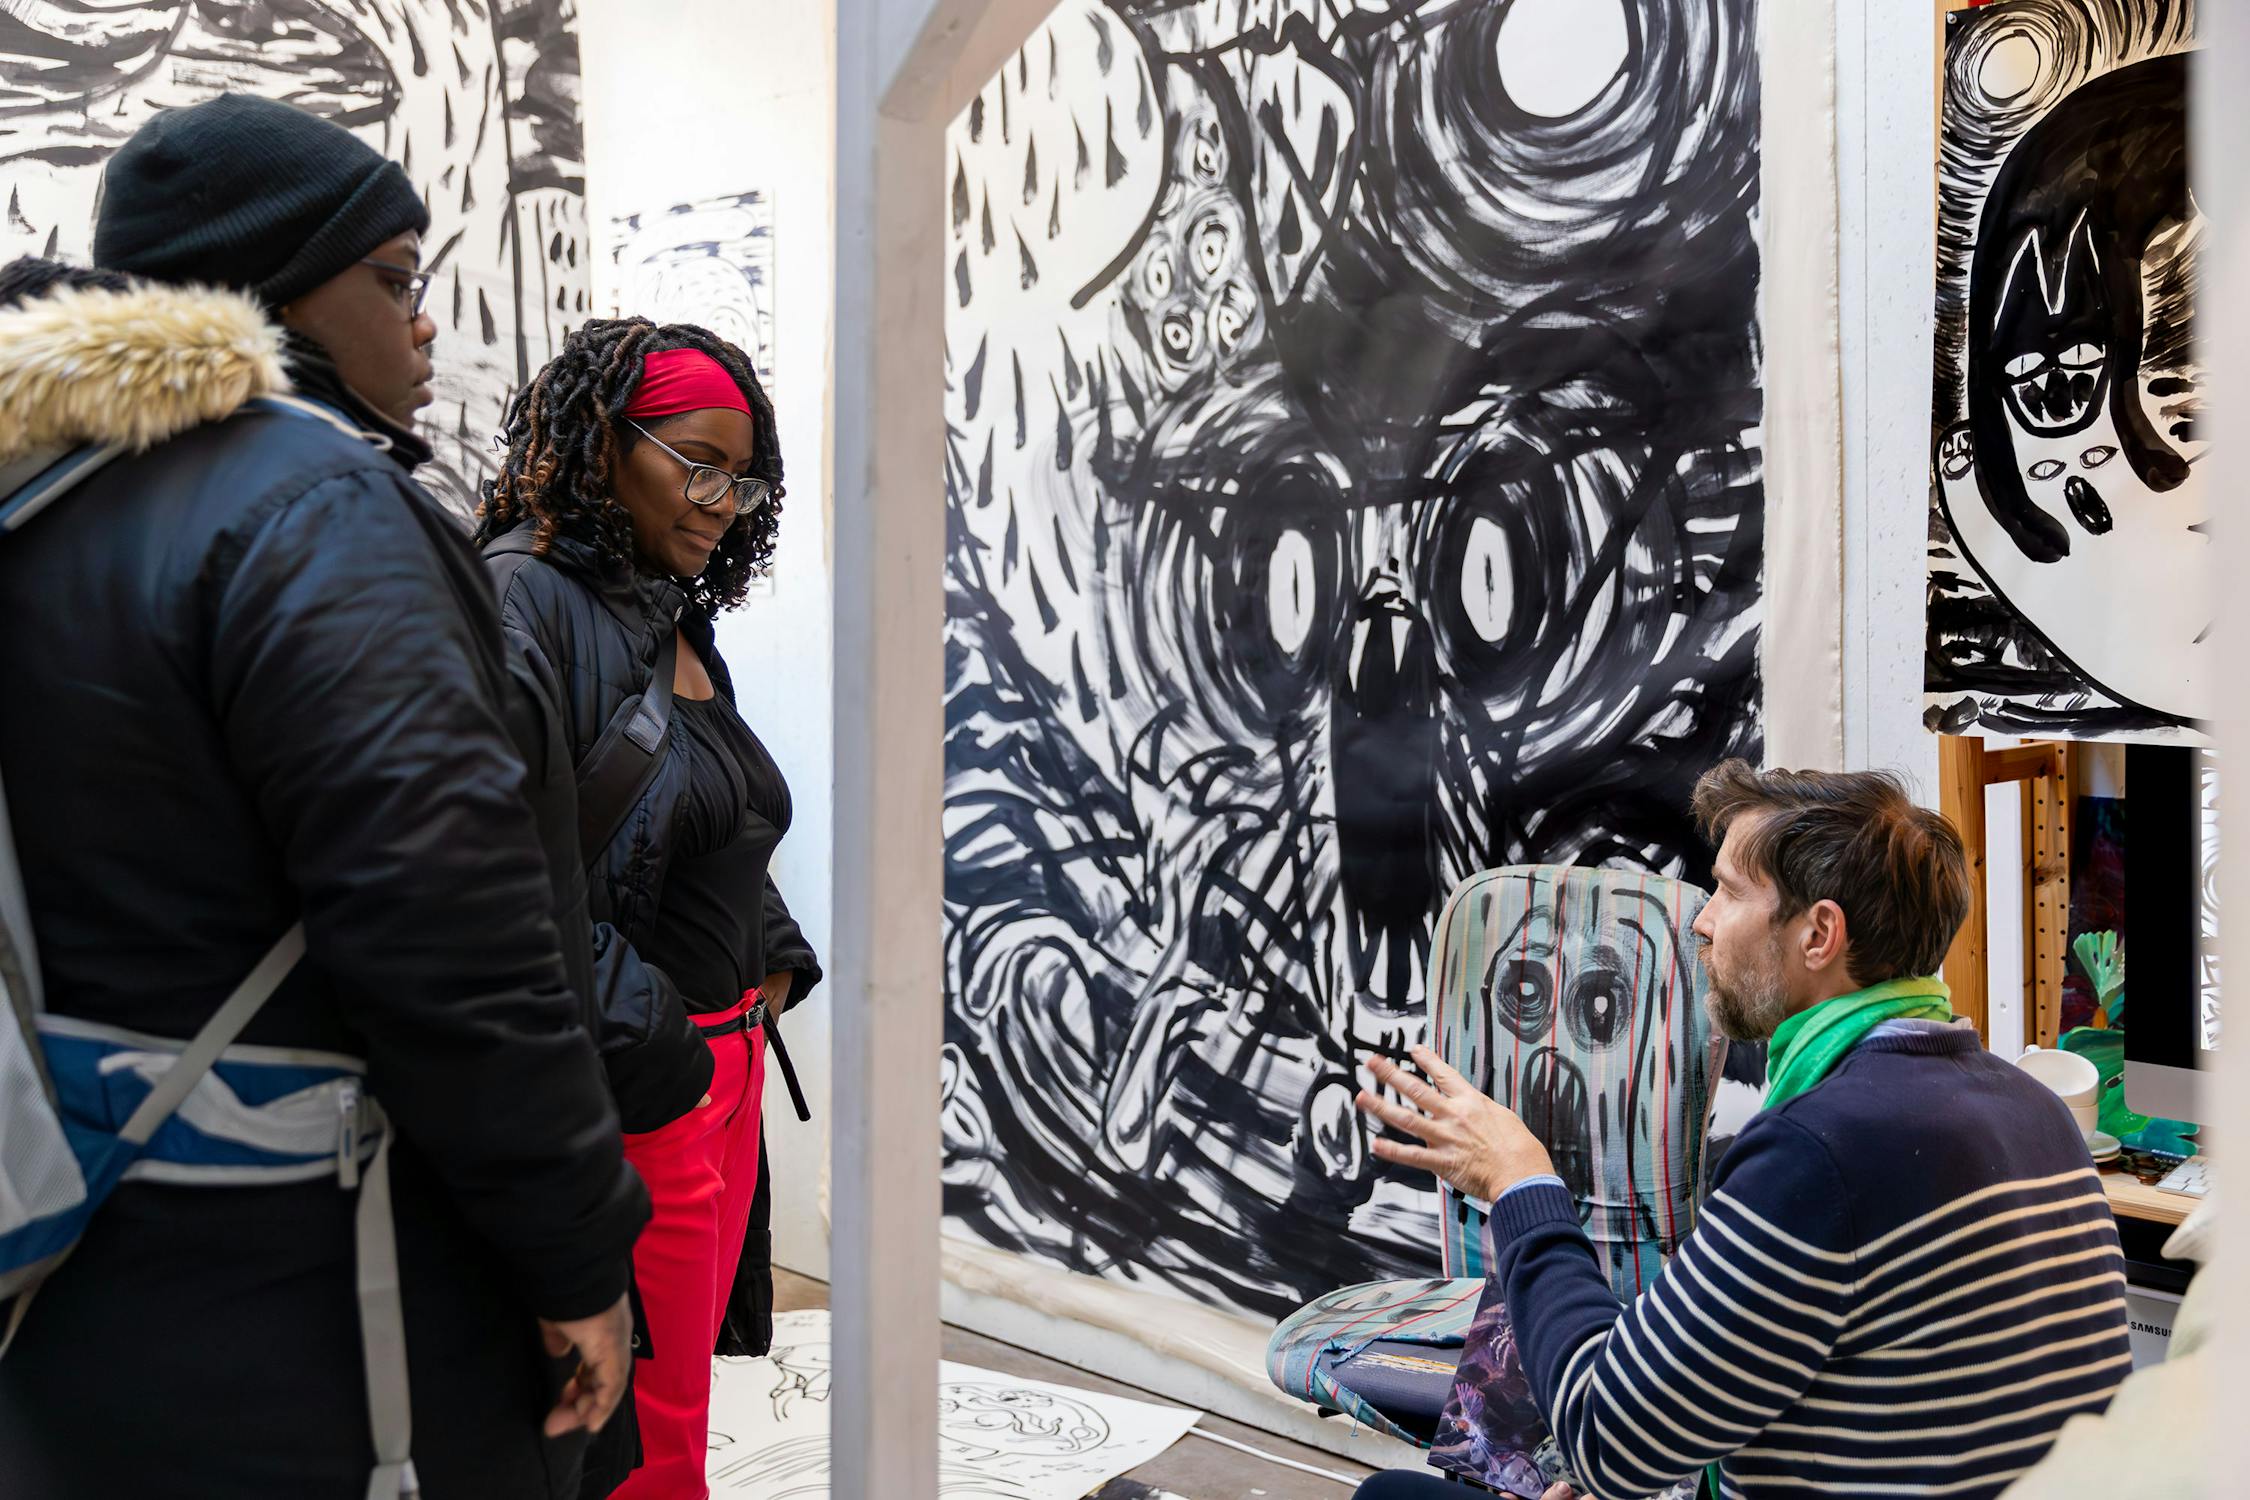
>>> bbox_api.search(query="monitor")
[2121,743,2216,1124]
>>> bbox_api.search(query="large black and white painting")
[941,0,1763,1319]
[1925,0,2207,742]
[0,0,590,511]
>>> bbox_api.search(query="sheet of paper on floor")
[707,1311,1202,1499]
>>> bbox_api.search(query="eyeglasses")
[627,421,773,515]
[359,258,433,317]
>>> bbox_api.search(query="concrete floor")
[771,1268,1378,1499]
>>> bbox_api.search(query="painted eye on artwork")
[1192,215,1233,282]
[2058,341,2104,369]
[1209,280,1256,356]
[1566,966,1630,1049]
[1459,515,1514,644]
[1192,132,1224,182]
[1159,307,1201,362]
[2028,459,2067,481]
[1494,958,1554,1041]
[2081,445,2117,468]
[1143,253,1174,298]
[1938,423,1976,480]
[2003,352,2043,379]
[1267,529,1318,653]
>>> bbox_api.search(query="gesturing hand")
[1355,1045,1556,1204]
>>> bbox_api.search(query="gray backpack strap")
[118,925,306,1146]
[355,1101,416,1500]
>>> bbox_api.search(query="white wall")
[580,0,840,1279]
[1835,0,1942,802]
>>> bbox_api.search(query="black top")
[638,691,794,1013]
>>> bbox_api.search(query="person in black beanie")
[96,91,440,454]
[0,95,648,1500]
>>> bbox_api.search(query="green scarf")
[1763,976,1955,1110]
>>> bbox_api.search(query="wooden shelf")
[2101,1167,2198,1227]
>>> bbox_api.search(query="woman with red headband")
[476,321,821,1499]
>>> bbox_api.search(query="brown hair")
[1691,759,1972,985]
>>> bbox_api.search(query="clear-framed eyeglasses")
[359,257,433,318]
[627,420,773,514]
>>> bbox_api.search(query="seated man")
[1354,762,2131,1500]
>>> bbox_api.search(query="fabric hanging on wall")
[0,0,592,516]
[937,0,1842,1358]
[1924,0,2207,744]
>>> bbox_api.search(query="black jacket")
[0,283,647,1499]
[481,526,823,1046]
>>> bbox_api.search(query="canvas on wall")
[606,189,777,389]
[1925,0,2207,743]
[0,0,591,513]
[940,0,1764,1320]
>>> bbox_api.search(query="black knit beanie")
[93,94,430,309]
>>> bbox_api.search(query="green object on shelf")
[2060,1026,2198,1156]
[2071,929,2125,1027]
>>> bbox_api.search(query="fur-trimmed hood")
[0,281,290,466]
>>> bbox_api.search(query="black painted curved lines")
[940,0,1763,1318]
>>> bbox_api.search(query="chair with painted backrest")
[1266,865,1725,1456]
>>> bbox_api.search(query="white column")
[829,2,1056,1493]
[1833,0,1942,799]
[2195,7,2249,1488]
[831,4,945,1494]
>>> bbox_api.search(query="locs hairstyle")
[475,317,783,616]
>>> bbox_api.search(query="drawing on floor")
[941,0,1765,1318]
[607,190,777,387]
[705,1312,1200,1500]
[0,0,590,512]
[1925,0,2206,742]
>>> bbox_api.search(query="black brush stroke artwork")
[0,0,590,514]
[1926,0,2206,741]
[941,0,1763,1319]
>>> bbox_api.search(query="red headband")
[622,348,752,420]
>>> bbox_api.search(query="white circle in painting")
[1497,0,1630,119]
[1461,514,1513,643]
[1979,33,2043,101]
[1267,529,1317,654]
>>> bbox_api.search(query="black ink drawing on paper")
[1926,0,2207,742]
[0,0,590,513]
[704,1312,1197,1499]
[940,0,1764,1319]
[608,190,777,388]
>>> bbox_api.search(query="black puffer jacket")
[482,525,824,1031]
[0,282,647,1499]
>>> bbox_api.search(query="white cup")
[2017,1045,2100,1105]
[2017,1046,2102,1143]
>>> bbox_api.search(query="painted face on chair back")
[611,406,757,580]
[1692,815,1806,1042]
[277,231,437,427]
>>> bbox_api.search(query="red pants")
[612,1005,766,1500]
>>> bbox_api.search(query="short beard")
[1702,930,1797,1042]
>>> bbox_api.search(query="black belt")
[693,1000,810,1122]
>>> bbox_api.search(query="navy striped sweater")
[1490,1024,2132,1500]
